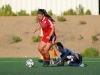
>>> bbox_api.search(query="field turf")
[0,58,100,75]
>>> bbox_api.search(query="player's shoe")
[42,61,50,67]
[38,59,43,63]
[80,63,87,67]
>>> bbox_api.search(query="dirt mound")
[0,16,100,57]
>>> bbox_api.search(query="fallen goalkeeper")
[50,42,86,67]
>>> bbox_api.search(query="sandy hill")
[0,16,100,57]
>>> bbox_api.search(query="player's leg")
[38,41,46,60]
[68,61,82,66]
[43,43,52,67]
[67,60,86,67]
[38,35,44,63]
[67,54,85,67]
[42,33,56,67]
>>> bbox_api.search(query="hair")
[56,42,64,49]
[37,9,55,22]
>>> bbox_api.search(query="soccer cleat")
[38,59,43,63]
[42,61,50,67]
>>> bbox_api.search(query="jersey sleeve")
[48,19,54,27]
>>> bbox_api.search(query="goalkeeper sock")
[39,55,44,60]
[50,48,58,59]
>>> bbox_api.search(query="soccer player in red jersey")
[33,9,56,67]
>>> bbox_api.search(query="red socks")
[42,53,46,59]
[46,55,50,61]
[41,53,50,61]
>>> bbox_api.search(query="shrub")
[92,35,98,41]
[2,4,12,16]
[0,4,16,16]
[79,35,83,40]
[10,36,22,43]
[79,21,86,25]
[0,8,3,16]
[81,47,99,57]
[48,10,53,16]
[17,10,29,16]
[63,9,77,15]
[31,10,37,16]
[85,9,91,15]
[76,4,84,15]
[11,12,17,16]
[63,11,67,15]
[32,36,40,42]
[57,16,66,22]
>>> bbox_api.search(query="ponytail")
[37,9,55,22]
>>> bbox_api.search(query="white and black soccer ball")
[26,59,34,68]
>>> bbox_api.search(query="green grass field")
[0,58,100,75]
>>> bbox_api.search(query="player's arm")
[61,51,69,61]
[32,25,41,33]
[49,26,55,37]
[55,29,62,36]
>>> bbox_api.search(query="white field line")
[0,61,100,62]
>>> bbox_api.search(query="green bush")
[11,12,17,16]
[79,35,83,40]
[92,35,98,41]
[0,8,3,16]
[48,10,53,16]
[81,47,99,57]
[85,9,91,15]
[63,11,67,15]
[57,16,66,22]
[0,4,16,16]
[31,10,37,16]
[17,10,29,16]
[10,36,22,43]
[32,36,40,42]
[63,9,77,15]
[76,4,84,15]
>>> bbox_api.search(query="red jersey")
[38,17,54,37]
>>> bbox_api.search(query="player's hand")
[46,36,50,40]
[57,61,61,64]
[59,33,62,37]
[32,30,36,34]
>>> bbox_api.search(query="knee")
[38,47,42,52]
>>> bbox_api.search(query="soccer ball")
[26,59,34,68]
